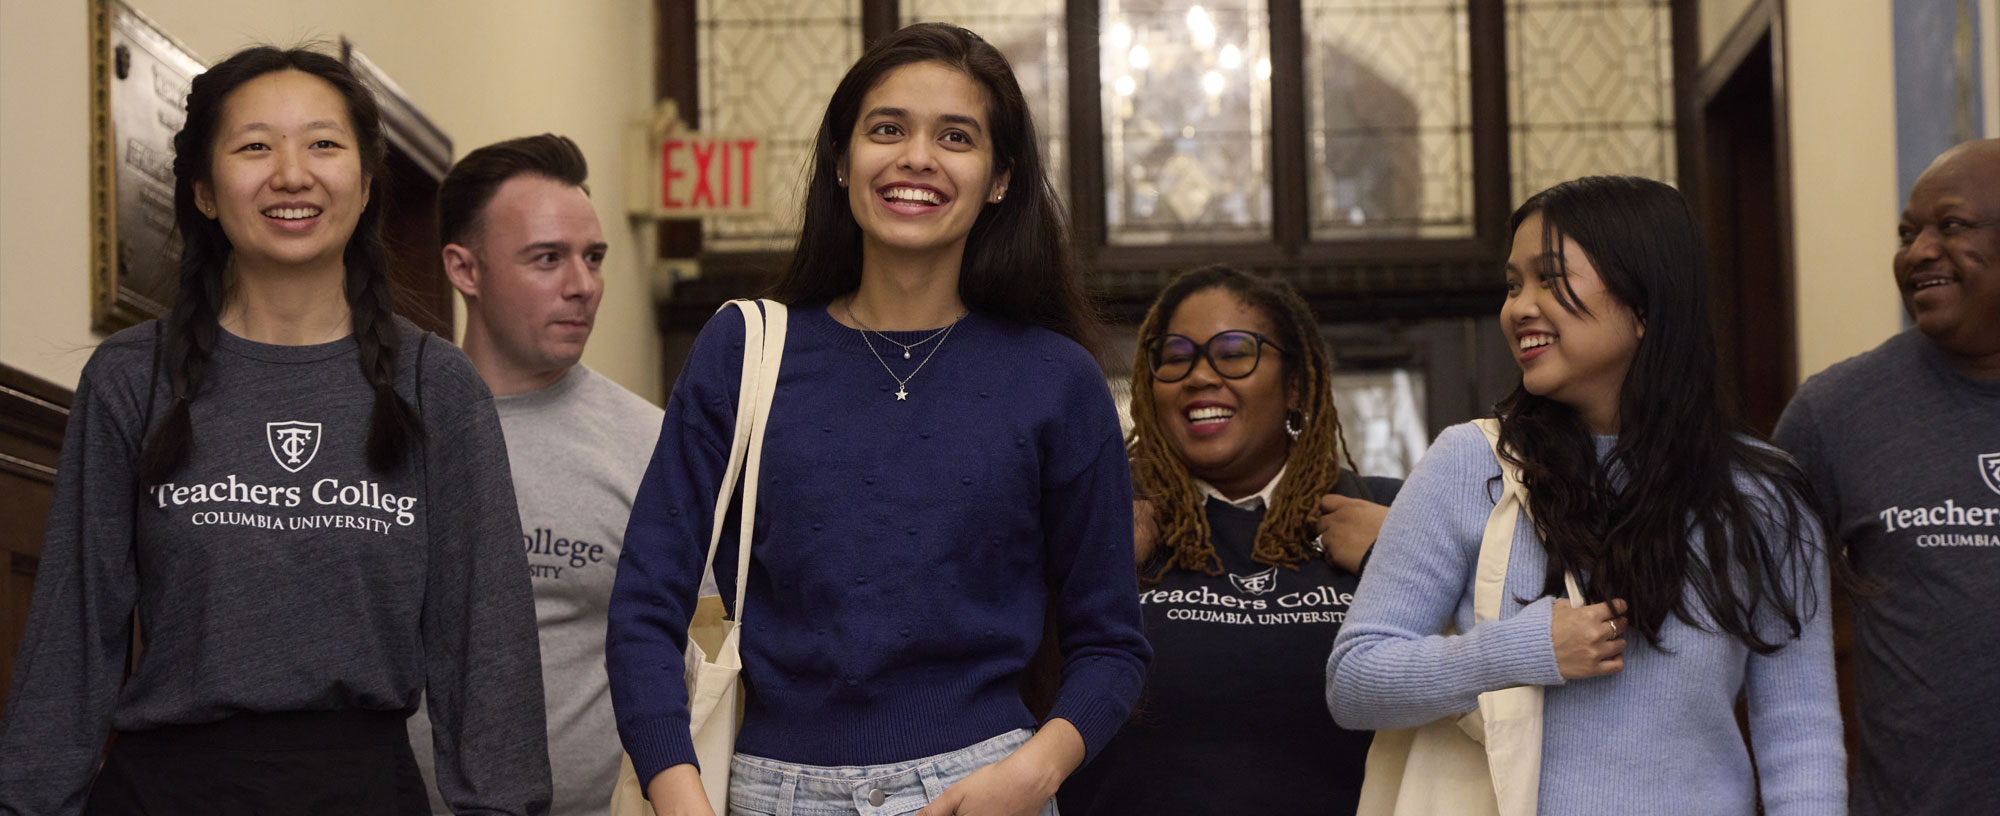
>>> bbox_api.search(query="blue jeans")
[727,728,1059,816]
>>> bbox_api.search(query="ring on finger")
[1608,620,1620,637]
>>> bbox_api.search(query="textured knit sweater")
[0,319,550,816]
[1326,423,1844,815]
[607,303,1150,784]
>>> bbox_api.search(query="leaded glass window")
[697,0,862,252]
[1507,0,1676,203]
[1101,0,1274,245]
[901,0,1069,203]
[1304,0,1475,240]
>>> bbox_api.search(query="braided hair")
[138,46,420,482]
[1128,266,1358,584]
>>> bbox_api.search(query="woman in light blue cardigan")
[1325,176,1845,815]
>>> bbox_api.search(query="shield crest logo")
[1981,453,2000,496]
[1229,566,1280,596]
[266,421,322,473]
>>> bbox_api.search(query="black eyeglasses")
[1144,331,1288,383]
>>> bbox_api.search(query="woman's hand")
[1550,597,1629,680]
[1132,499,1159,566]
[916,721,1083,816]
[645,764,716,816]
[1310,495,1390,573]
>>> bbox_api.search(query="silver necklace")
[845,300,964,401]
[845,306,958,359]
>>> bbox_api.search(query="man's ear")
[442,243,480,299]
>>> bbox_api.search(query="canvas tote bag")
[1354,418,1583,816]
[612,299,786,816]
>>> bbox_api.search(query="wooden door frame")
[1692,0,1798,399]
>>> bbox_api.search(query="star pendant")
[895,385,909,401]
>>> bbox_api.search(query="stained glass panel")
[1102,0,1274,245]
[1329,368,1428,480]
[698,0,861,252]
[1507,0,1676,203]
[902,0,1069,203]
[1304,0,1475,240]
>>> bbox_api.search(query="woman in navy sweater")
[608,23,1150,816]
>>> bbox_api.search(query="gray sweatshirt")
[411,365,661,816]
[0,318,551,816]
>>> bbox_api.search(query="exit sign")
[628,100,769,218]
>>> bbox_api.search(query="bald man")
[1774,139,2000,815]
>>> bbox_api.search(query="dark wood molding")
[1766,1,1798,396]
[1467,0,1511,253]
[1700,0,1796,397]
[1696,0,1778,105]
[1672,0,1702,218]
[0,366,72,452]
[1065,0,1107,251]
[1269,0,1308,254]
[862,0,900,47]
[0,364,71,705]
[656,0,703,260]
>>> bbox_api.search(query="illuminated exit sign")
[628,100,769,218]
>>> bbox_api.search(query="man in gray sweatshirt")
[407,134,665,816]
[1774,139,2000,816]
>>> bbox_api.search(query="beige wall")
[0,0,663,403]
[1782,0,1904,381]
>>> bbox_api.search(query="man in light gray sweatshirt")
[408,134,665,816]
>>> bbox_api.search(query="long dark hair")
[138,46,420,482]
[1498,175,1822,653]
[767,23,1098,354]
[1128,266,1359,584]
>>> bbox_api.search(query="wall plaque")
[89,0,203,333]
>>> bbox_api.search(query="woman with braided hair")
[0,46,548,814]
[1059,265,1396,815]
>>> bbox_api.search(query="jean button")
[869,788,886,806]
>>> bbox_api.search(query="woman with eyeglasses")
[1058,265,1395,815]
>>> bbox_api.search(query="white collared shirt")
[1193,465,1287,512]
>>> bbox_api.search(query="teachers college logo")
[1981,453,2000,496]
[266,421,322,473]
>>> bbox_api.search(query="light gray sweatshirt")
[411,365,661,816]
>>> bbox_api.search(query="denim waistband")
[730,728,1036,816]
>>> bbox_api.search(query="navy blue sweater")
[608,303,1150,782]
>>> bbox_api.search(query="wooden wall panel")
[0,365,72,710]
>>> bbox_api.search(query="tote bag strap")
[1471,419,1585,618]
[731,300,785,622]
[699,300,787,625]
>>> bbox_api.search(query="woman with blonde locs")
[1060,266,1398,814]
[0,46,548,814]
[1326,176,1844,814]
[608,23,1150,816]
